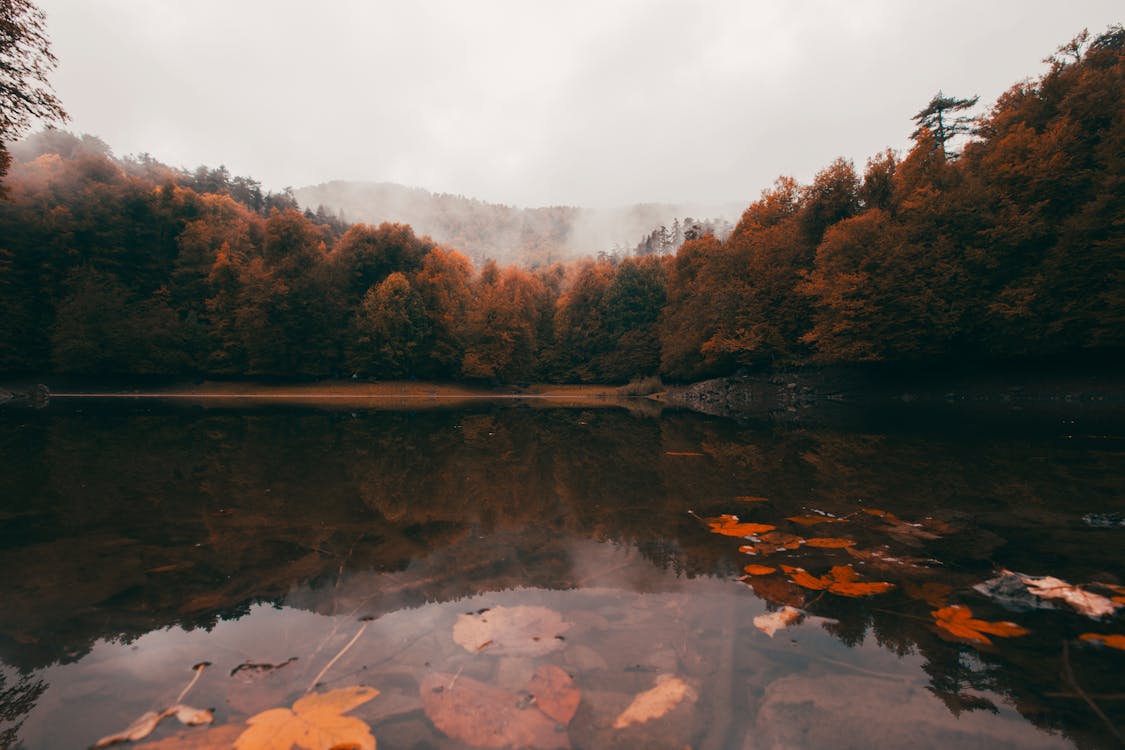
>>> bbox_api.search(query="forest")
[0,26,1121,384]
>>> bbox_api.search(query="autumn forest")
[1,27,1124,384]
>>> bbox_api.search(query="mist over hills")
[293,180,742,266]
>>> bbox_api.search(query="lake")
[1,396,1122,749]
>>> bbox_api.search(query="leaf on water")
[742,564,777,576]
[738,531,802,556]
[753,606,803,637]
[135,725,245,749]
[735,495,769,503]
[743,575,807,608]
[803,537,856,549]
[94,705,214,748]
[932,605,1029,646]
[903,581,954,608]
[1018,573,1121,619]
[704,514,776,537]
[528,664,581,725]
[453,605,570,656]
[1079,633,1125,651]
[781,564,894,597]
[786,515,843,526]
[846,545,939,573]
[234,686,378,750]
[420,673,569,749]
[612,675,694,730]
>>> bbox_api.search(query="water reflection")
[0,402,1122,748]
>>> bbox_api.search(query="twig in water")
[447,664,466,691]
[306,621,369,693]
[175,662,210,704]
[1061,639,1124,744]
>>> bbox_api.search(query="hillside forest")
[0,27,1121,384]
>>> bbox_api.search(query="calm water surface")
[0,399,1122,749]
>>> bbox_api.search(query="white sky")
[35,0,1123,207]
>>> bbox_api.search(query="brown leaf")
[94,706,214,748]
[612,675,694,729]
[781,564,894,597]
[453,605,570,656]
[528,665,580,725]
[753,606,802,637]
[234,686,378,750]
[704,514,776,537]
[135,725,245,750]
[932,605,1029,646]
[743,575,806,608]
[1079,633,1125,651]
[803,537,856,549]
[735,495,769,503]
[420,673,568,749]
[787,515,844,526]
[738,531,802,556]
[903,581,953,608]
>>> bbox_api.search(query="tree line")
[0,26,1121,383]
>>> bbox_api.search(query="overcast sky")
[35,0,1122,208]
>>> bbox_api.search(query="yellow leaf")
[235,686,378,750]
[803,537,856,548]
[612,675,694,729]
[1079,633,1125,651]
[932,605,1029,646]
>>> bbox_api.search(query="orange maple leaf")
[1079,633,1125,651]
[932,605,1029,645]
[780,564,894,597]
[705,514,776,537]
[235,686,378,750]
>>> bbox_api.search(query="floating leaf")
[753,606,802,637]
[527,665,580,725]
[742,564,777,576]
[863,509,943,545]
[781,564,894,597]
[1079,633,1125,651]
[846,545,938,573]
[738,531,802,556]
[787,515,843,526]
[420,673,568,749]
[803,537,856,549]
[453,605,569,656]
[932,605,1029,645]
[94,705,213,748]
[743,575,806,608]
[704,514,776,537]
[612,675,693,729]
[234,686,378,750]
[1019,574,1121,619]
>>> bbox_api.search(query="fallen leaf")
[803,537,856,549]
[453,605,570,656]
[704,514,776,538]
[780,565,894,597]
[528,665,580,725]
[738,531,802,556]
[94,706,214,748]
[863,510,943,545]
[903,581,954,608]
[234,686,378,750]
[742,564,777,576]
[612,675,694,729]
[743,575,807,608]
[735,495,769,503]
[932,605,1029,645]
[135,725,245,749]
[846,546,939,573]
[1079,633,1125,651]
[754,607,802,637]
[787,515,844,526]
[420,673,568,749]
[1019,574,1121,619]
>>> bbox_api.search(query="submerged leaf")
[753,606,803,637]
[612,675,694,729]
[932,605,1029,646]
[234,686,378,750]
[528,665,580,725]
[1079,633,1125,651]
[743,575,807,608]
[781,564,894,597]
[803,537,856,549]
[134,725,244,750]
[705,514,776,537]
[420,673,568,749]
[903,581,954,608]
[453,605,570,656]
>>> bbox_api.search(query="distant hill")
[293,180,743,266]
